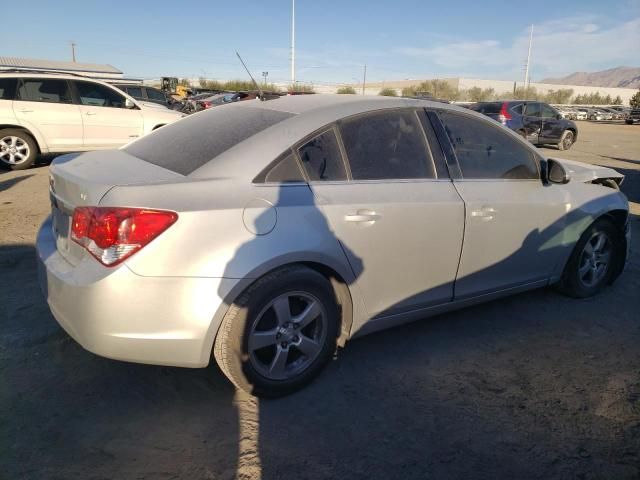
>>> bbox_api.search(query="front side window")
[0,78,17,100]
[438,111,539,180]
[297,129,347,181]
[541,104,558,119]
[339,110,436,180]
[524,102,541,117]
[74,81,127,108]
[17,79,72,104]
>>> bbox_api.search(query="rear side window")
[17,79,72,104]
[126,87,144,99]
[511,104,523,114]
[125,106,294,176]
[0,78,17,100]
[438,111,539,180]
[255,151,305,183]
[146,88,166,101]
[339,109,436,180]
[469,102,502,114]
[297,129,347,181]
[74,81,127,108]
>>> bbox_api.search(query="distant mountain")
[541,67,640,89]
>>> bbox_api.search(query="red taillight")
[201,101,212,109]
[498,102,512,124]
[71,207,177,266]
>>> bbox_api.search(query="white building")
[333,77,637,104]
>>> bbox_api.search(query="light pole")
[262,71,268,86]
[291,0,295,84]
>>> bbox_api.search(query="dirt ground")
[1,121,639,480]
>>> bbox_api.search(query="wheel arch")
[0,124,43,154]
[204,257,360,366]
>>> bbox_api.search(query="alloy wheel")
[562,131,574,150]
[248,291,327,381]
[578,231,611,288]
[0,136,30,165]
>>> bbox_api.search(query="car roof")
[189,94,514,179]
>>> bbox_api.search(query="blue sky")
[3,0,639,84]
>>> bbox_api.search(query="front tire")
[557,218,624,298]
[0,129,38,170]
[558,130,574,151]
[214,266,339,397]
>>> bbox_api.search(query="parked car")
[0,72,184,169]
[114,84,173,108]
[575,108,590,120]
[37,96,629,397]
[469,101,578,150]
[556,107,576,120]
[196,91,259,110]
[599,107,625,120]
[625,109,640,124]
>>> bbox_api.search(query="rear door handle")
[17,109,33,113]
[470,206,496,221]
[85,111,97,116]
[345,210,380,223]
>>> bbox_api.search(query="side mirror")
[556,114,563,120]
[125,98,136,109]
[547,158,570,184]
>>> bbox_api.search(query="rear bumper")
[36,216,234,368]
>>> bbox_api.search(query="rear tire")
[558,130,574,151]
[0,129,38,170]
[557,218,624,298]
[213,265,339,397]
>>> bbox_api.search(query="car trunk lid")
[48,150,183,265]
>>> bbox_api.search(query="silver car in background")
[37,95,630,397]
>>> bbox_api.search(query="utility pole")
[262,71,268,86]
[291,0,295,84]
[362,64,367,95]
[70,42,77,62]
[523,24,533,98]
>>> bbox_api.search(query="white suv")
[0,72,184,169]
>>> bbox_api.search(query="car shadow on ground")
[0,174,34,193]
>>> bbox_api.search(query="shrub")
[337,86,357,94]
[378,88,397,96]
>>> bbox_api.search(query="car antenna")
[235,51,265,101]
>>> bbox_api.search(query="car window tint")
[340,110,436,180]
[74,81,127,108]
[524,102,541,117]
[469,102,502,114]
[541,104,557,118]
[146,88,166,101]
[126,87,143,99]
[125,106,294,175]
[298,129,347,181]
[17,79,72,104]
[0,78,17,100]
[438,111,539,180]
[258,151,305,183]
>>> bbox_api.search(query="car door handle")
[17,109,33,113]
[345,210,380,223]
[85,111,97,116]
[470,207,496,221]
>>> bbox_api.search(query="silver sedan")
[37,95,630,397]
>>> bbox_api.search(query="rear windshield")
[469,102,503,114]
[125,106,294,175]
